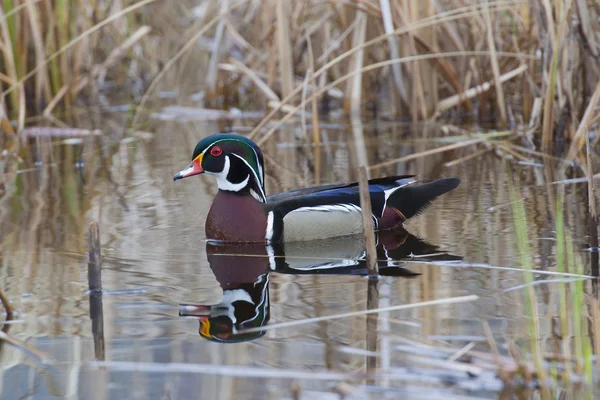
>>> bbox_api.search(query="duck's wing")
[265,182,396,219]
[265,175,415,206]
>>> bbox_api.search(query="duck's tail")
[387,178,460,220]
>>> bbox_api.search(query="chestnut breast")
[205,191,268,242]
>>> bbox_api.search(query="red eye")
[210,146,223,156]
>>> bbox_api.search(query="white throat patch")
[207,155,250,192]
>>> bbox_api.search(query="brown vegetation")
[0,1,598,159]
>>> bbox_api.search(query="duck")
[173,133,460,243]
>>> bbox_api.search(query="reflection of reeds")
[507,169,548,392]
[508,168,597,395]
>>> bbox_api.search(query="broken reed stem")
[586,126,597,220]
[586,126,599,279]
[87,220,105,359]
[240,295,479,334]
[0,288,13,317]
[592,299,600,374]
[275,0,293,98]
[89,287,106,361]
[88,221,102,293]
[358,165,379,278]
[567,81,600,160]
[306,35,321,185]
[482,320,507,382]
[366,278,379,382]
[0,330,50,362]
[483,0,507,126]
[370,138,483,170]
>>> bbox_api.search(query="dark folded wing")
[266,175,415,207]
[266,184,388,218]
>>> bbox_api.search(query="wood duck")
[174,133,460,243]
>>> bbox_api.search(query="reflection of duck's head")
[179,243,272,343]
[191,273,270,343]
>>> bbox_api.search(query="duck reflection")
[179,228,460,343]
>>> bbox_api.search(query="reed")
[0,0,156,140]
[0,0,598,158]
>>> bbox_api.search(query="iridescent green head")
[173,133,266,202]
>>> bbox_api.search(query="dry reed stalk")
[0,5,19,117]
[42,85,69,117]
[592,299,600,375]
[257,51,533,146]
[249,2,520,140]
[539,0,573,151]
[586,127,599,278]
[301,67,310,141]
[347,6,367,115]
[225,21,261,57]
[369,137,483,170]
[379,0,407,104]
[586,127,598,222]
[413,34,470,111]
[447,342,476,362]
[0,287,13,316]
[435,64,527,115]
[443,147,491,167]
[0,330,50,362]
[88,221,102,293]
[25,0,51,110]
[230,58,280,102]
[240,295,479,334]
[89,287,106,361]
[358,165,378,277]
[266,101,302,115]
[2,0,159,100]
[306,36,321,184]
[206,0,228,92]
[423,1,438,111]
[17,84,24,133]
[567,81,600,160]
[317,17,358,65]
[132,0,246,129]
[482,320,509,382]
[483,0,507,125]
[75,22,150,94]
[22,127,102,138]
[404,0,428,119]
[275,0,293,99]
[0,106,15,136]
[575,0,598,58]
[97,26,152,74]
[497,144,532,162]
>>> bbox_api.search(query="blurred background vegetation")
[1,0,599,158]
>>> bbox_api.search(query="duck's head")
[173,133,266,202]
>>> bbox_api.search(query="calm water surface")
[0,113,597,399]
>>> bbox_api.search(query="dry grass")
[0,0,159,148]
[0,0,597,161]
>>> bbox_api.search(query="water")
[0,113,598,399]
